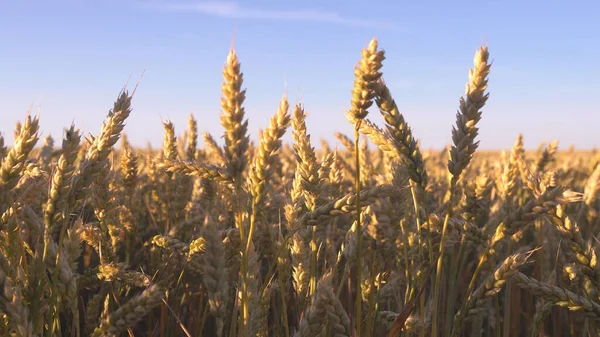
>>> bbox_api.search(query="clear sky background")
[1,0,599,151]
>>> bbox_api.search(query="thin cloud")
[148,2,399,30]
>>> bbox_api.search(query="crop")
[0,38,598,337]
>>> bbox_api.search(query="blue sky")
[1,0,599,150]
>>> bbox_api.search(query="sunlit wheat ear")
[317,150,335,183]
[0,113,40,212]
[329,151,344,191]
[186,114,198,161]
[291,231,310,301]
[120,144,138,193]
[291,104,320,211]
[349,37,385,121]
[249,93,291,212]
[501,133,524,205]
[447,46,492,189]
[286,136,310,305]
[374,79,428,191]
[220,48,249,183]
[70,91,132,206]
[161,120,178,161]
[247,93,291,263]
[46,125,81,239]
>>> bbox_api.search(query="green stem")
[365,251,377,337]
[310,226,317,297]
[336,263,349,298]
[354,122,363,336]
[398,218,412,304]
[410,183,427,337]
[431,211,451,337]
[503,240,514,337]
[445,234,467,336]
[235,181,248,337]
[277,261,290,337]
[451,249,489,337]
[198,297,210,336]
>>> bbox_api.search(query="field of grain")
[0,39,599,337]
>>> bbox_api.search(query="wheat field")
[0,38,599,337]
